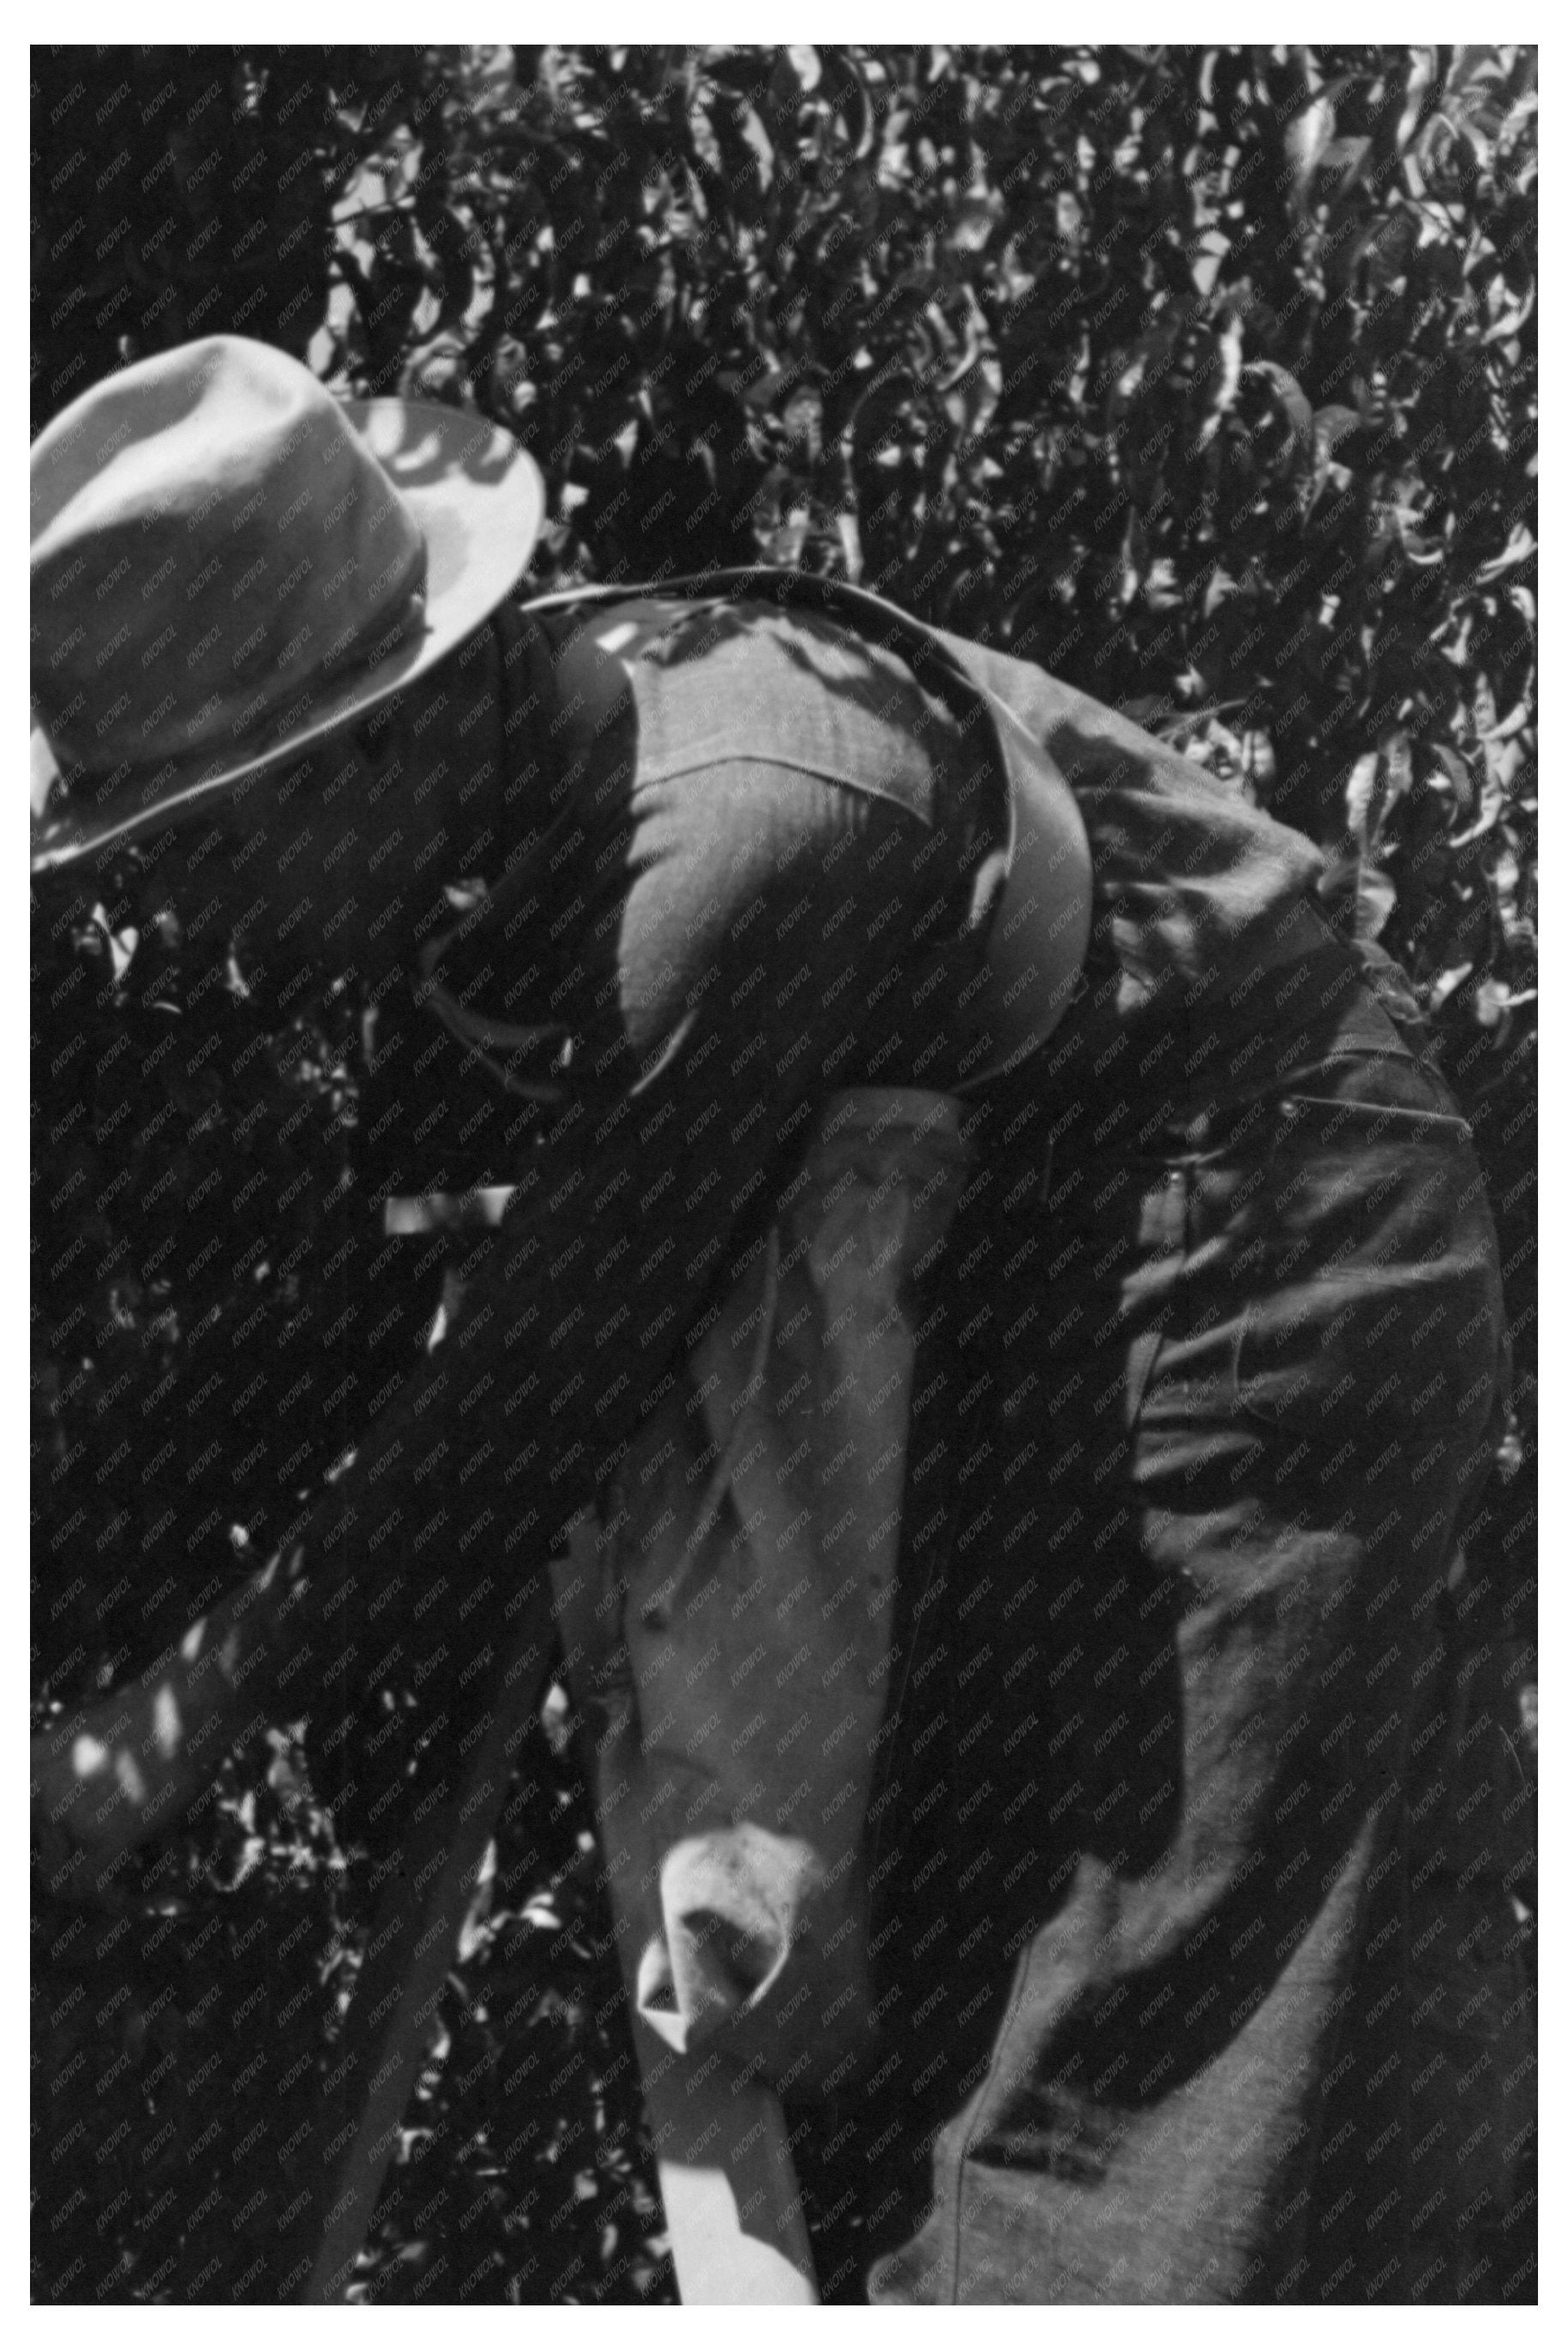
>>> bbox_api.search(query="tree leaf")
[1313,403,1361,459]
[1344,750,1381,847]
[1242,360,1314,468]
[1285,93,1335,212]
[1428,745,1476,820]
[1475,528,1536,586]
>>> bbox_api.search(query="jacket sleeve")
[33,754,988,1886]
[271,748,991,1705]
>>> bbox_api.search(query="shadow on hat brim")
[30,397,544,880]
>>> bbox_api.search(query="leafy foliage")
[32,45,1535,2304]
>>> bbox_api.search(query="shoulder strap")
[518,569,1092,1090]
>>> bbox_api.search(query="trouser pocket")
[1224,1060,1504,1444]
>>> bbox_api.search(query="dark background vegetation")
[32,45,1535,2304]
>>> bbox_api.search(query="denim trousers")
[835,1014,1507,2304]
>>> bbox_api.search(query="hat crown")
[31,337,424,781]
[29,335,545,879]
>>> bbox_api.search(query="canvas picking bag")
[549,1087,973,2103]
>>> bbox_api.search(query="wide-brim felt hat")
[31,335,544,877]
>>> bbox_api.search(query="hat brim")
[30,398,545,879]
